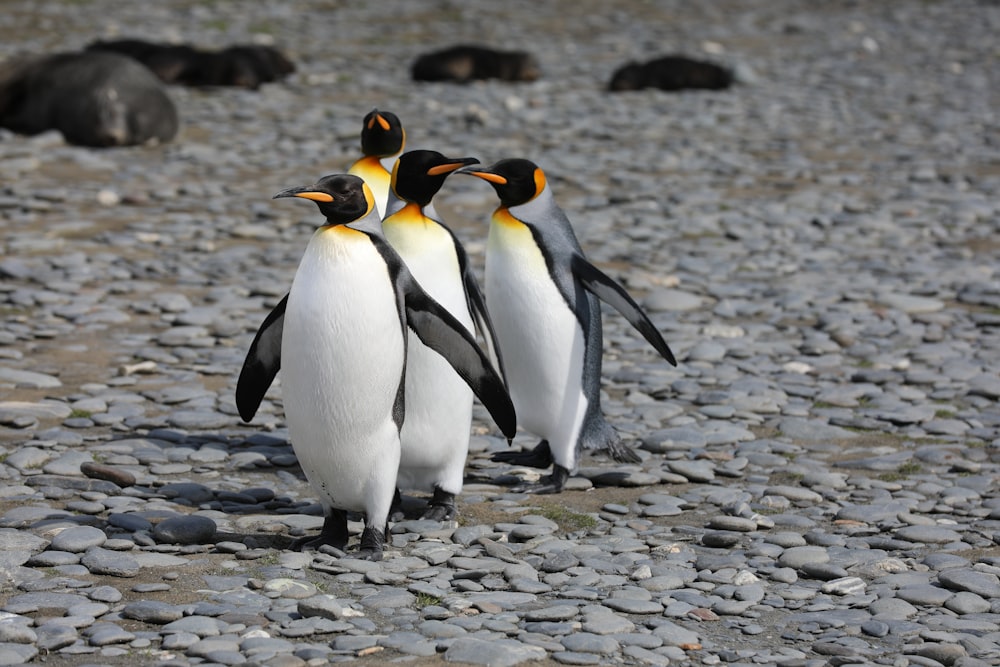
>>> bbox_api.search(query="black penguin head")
[273,174,374,225]
[360,109,405,158]
[390,150,479,206]
[458,158,546,207]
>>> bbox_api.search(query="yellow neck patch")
[492,207,526,229]
[385,202,425,225]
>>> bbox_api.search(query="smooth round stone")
[34,623,78,651]
[27,550,81,566]
[108,513,154,532]
[525,605,579,622]
[644,289,702,312]
[799,562,849,580]
[639,504,683,518]
[706,516,757,532]
[444,637,546,665]
[937,568,1000,598]
[701,531,741,548]
[582,614,635,635]
[264,578,318,599]
[80,462,136,487]
[777,546,830,569]
[764,532,808,548]
[50,525,107,553]
[0,620,37,644]
[821,577,866,596]
[906,642,968,665]
[80,547,140,577]
[895,525,964,544]
[331,635,379,651]
[541,552,580,573]
[297,595,344,620]
[602,598,664,614]
[559,632,620,655]
[896,584,956,606]
[86,624,135,646]
[944,591,990,614]
[158,483,215,504]
[552,651,601,665]
[641,427,706,453]
[869,597,918,619]
[665,460,716,482]
[152,515,217,544]
[861,620,890,638]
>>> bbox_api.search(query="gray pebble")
[49,526,107,553]
[80,547,140,577]
[152,515,218,544]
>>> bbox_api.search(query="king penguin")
[347,108,405,218]
[235,174,515,560]
[458,158,677,493]
[382,149,505,521]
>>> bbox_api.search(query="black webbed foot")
[350,525,385,561]
[509,465,569,495]
[491,440,553,469]
[420,486,457,521]
[290,509,348,552]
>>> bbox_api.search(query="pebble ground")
[1,1,998,666]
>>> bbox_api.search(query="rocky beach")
[0,0,998,665]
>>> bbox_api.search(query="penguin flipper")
[235,294,287,422]
[402,281,517,440]
[571,255,678,366]
[456,238,507,383]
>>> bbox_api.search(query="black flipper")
[571,255,677,366]
[400,274,517,441]
[235,294,287,422]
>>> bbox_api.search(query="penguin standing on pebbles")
[347,108,405,217]
[235,174,515,560]
[382,150,505,521]
[459,158,677,494]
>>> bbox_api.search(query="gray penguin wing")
[399,271,517,441]
[235,294,287,421]
[571,255,677,366]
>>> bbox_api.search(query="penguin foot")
[491,440,553,469]
[510,465,569,495]
[420,487,457,522]
[606,439,642,464]
[350,525,385,562]
[290,509,348,552]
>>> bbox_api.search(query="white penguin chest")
[485,215,587,438]
[280,227,405,508]
[382,215,470,324]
